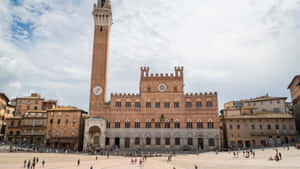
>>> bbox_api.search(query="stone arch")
[83,118,106,151]
[89,126,101,146]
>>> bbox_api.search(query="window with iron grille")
[125,102,131,108]
[156,138,160,145]
[146,102,151,108]
[135,122,140,128]
[165,138,170,145]
[155,102,160,108]
[185,102,192,108]
[196,102,202,108]
[135,137,140,145]
[174,102,179,108]
[146,137,151,145]
[146,122,151,128]
[197,122,203,128]
[165,122,170,128]
[115,102,121,108]
[208,121,214,128]
[206,101,213,107]
[164,102,170,108]
[115,122,120,128]
[175,138,180,145]
[155,122,161,128]
[188,137,193,145]
[186,122,193,128]
[125,121,131,128]
[175,122,180,128]
[135,102,141,108]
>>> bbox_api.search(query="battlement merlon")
[184,91,218,97]
[140,66,184,80]
[93,0,112,27]
[111,93,141,97]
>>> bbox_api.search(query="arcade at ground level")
[0,147,299,169]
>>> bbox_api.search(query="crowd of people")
[232,149,256,159]
[268,149,283,161]
[24,157,45,169]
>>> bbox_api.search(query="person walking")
[42,160,45,168]
[279,152,282,160]
[32,161,35,169]
[90,165,93,169]
[77,159,80,166]
[36,157,39,164]
[27,160,31,169]
[194,165,198,169]
[24,160,27,168]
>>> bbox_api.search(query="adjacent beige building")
[0,93,9,141]
[288,75,300,135]
[46,107,87,151]
[11,93,57,116]
[5,110,48,146]
[221,95,296,148]
[0,93,15,142]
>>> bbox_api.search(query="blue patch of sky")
[10,1,51,43]
[11,0,22,6]
[10,15,34,42]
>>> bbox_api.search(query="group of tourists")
[24,157,45,169]
[232,149,256,159]
[130,156,147,166]
[269,149,283,161]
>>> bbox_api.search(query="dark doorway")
[237,140,243,148]
[284,136,289,144]
[245,140,251,148]
[260,140,266,146]
[115,137,120,148]
[198,138,203,150]
[125,137,130,148]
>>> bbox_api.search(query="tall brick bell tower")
[89,0,112,116]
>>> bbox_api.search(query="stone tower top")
[93,0,112,27]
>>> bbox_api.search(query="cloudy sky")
[0,0,300,111]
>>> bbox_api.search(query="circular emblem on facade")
[93,86,103,96]
[158,83,167,92]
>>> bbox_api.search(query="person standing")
[42,160,45,168]
[24,160,27,168]
[36,157,39,164]
[194,165,198,169]
[77,159,80,166]
[90,165,93,169]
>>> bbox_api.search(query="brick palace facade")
[83,0,220,151]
